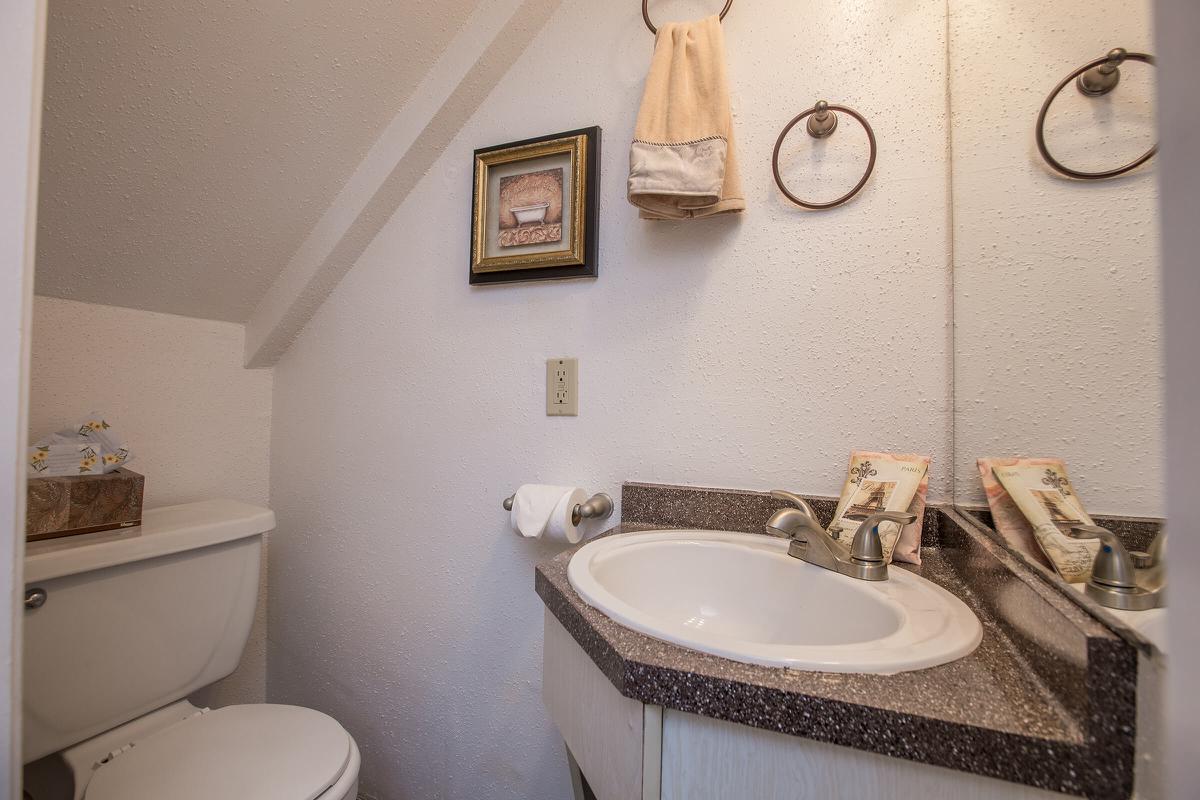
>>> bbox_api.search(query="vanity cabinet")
[539,487,1148,799]
[544,611,1067,800]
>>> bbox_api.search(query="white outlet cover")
[546,357,578,416]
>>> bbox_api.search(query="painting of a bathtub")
[511,202,551,225]
[498,167,564,248]
[469,126,600,284]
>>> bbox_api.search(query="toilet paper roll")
[510,484,588,543]
[546,487,588,544]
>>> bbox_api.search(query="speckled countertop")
[535,483,1138,800]
[959,505,1166,655]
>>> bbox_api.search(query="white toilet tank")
[22,500,274,763]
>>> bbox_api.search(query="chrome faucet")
[1067,525,1166,611]
[766,490,916,582]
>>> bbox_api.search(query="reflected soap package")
[978,458,1099,583]
[28,413,132,477]
[828,451,931,565]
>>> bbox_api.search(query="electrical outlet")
[546,358,578,416]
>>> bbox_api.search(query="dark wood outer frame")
[469,126,601,285]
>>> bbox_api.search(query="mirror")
[949,2,1160,523]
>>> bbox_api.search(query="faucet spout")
[766,490,824,541]
[767,490,912,582]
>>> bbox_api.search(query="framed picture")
[469,126,600,285]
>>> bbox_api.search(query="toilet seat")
[84,704,352,800]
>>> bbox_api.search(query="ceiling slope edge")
[244,0,565,368]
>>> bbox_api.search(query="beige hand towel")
[628,15,745,219]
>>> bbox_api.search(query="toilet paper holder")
[503,491,614,526]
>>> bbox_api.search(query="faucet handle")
[1130,550,1155,569]
[1135,528,1167,568]
[850,512,917,564]
[1067,525,1137,589]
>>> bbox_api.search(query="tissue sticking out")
[29,413,132,477]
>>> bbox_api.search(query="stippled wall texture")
[949,0,1161,513]
[267,0,953,797]
[28,297,273,707]
[35,0,481,323]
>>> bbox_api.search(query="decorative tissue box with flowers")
[26,468,144,541]
[26,413,142,541]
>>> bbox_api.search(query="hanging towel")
[628,15,745,219]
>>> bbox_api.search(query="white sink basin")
[568,530,982,674]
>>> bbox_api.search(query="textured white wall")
[34,0,481,323]
[28,296,273,706]
[244,0,564,367]
[267,1,952,798]
[949,0,1162,513]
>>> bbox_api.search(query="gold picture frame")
[469,127,600,284]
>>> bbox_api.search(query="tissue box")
[26,468,144,541]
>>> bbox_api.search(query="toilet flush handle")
[24,587,46,610]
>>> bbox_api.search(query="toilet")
[21,500,360,800]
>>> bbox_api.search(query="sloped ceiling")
[35,0,481,323]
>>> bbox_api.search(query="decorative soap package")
[828,452,931,565]
[977,458,1051,570]
[978,458,1099,583]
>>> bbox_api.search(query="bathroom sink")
[568,530,982,674]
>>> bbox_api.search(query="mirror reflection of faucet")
[766,490,916,582]
[1066,525,1166,611]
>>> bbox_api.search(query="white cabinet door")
[661,709,1068,800]
[543,610,662,800]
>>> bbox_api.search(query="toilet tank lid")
[85,704,352,800]
[25,499,275,583]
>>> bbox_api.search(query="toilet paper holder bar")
[503,492,615,526]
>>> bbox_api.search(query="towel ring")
[772,101,877,210]
[1035,48,1157,180]
[642,0,733,34]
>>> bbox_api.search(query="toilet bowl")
[76,703,359,800]
[22,500,360,800]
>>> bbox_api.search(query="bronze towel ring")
[642,0,733,34]
[1035,48,1157,180]
[772,101,877,210]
